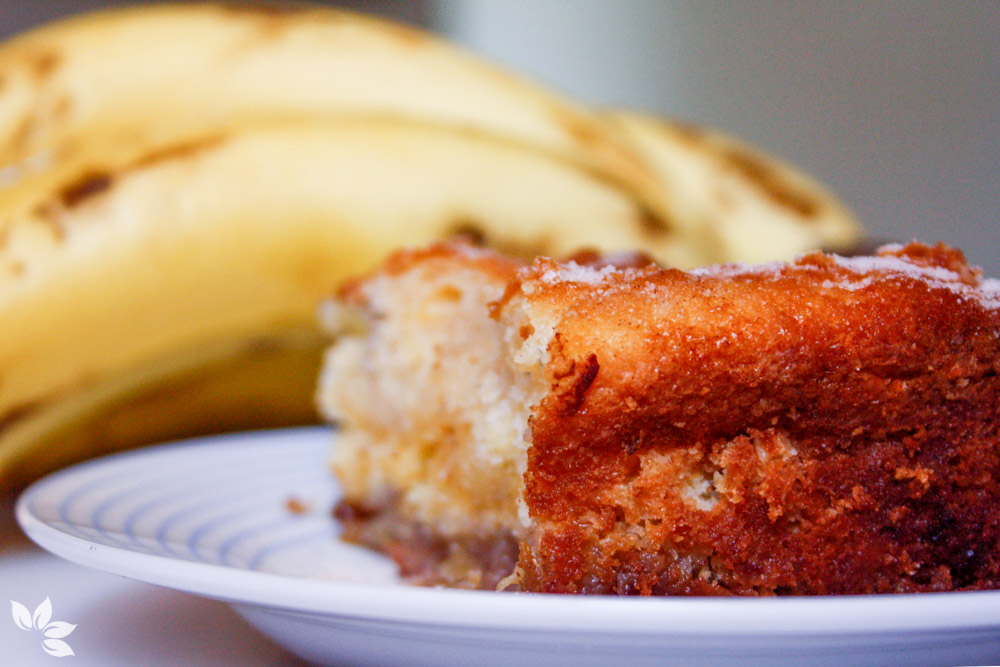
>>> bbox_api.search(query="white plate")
[16,427,1000,666]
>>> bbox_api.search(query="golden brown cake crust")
[506,242,1000,594]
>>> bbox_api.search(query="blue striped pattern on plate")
[20,427,398,582]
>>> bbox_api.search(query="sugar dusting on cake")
[517,241,1000,313]
[827,252,1000,310]
[686,242,1000,311]
[689,261,787,279]
[538,261,619,285]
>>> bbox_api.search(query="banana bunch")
[0,3,859,487]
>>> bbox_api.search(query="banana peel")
[0,327,322,488]
[0,3,670,228]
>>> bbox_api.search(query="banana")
[0,117,680,487]
[1,325,323,486]
[0,3,670,227]
[605,111,860,263]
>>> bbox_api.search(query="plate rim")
[16,427,1000,638]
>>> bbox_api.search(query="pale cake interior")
[317,252,549,554]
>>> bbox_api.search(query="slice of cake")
[318,239,1000,595]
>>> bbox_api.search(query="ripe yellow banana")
[0,5,861,488]
[0,3,668,227]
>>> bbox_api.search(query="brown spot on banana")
[59,171,113,208]
[554,109,680,238]
[636,205,675,238]
[9,134,228,248]
[129,134,230,170]
[28,50,61,80]
[718,145,820,221]
[668,120,822,223]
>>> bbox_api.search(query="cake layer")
[321,239,1000,595]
